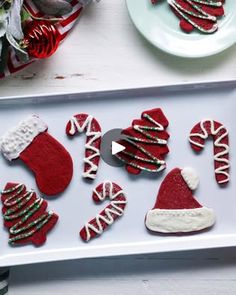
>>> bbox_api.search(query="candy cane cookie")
[189,119,230,185]
[66,114,102,180]
[80,181,127,242]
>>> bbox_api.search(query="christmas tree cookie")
[115,108,169,175]
[1,182,58,246]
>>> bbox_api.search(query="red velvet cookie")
[145,167,215,233]
[80,181,127,242]
[115,108,169,175]
[168,0,225,34]
[189,119,230,185]
[1,182,58,246]
[66,113,102,180]
[0,115,73,196]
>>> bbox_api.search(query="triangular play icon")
[112,141,126,155]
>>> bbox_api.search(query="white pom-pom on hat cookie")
[181,167,199,190]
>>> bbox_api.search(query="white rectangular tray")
[1,81,236,267]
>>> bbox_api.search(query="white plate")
[126,0,236,58]
[0,81,236,267]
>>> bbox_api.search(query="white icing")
[115,111,168,173]
[189,119,230,184]
[83,181,127,241]
[69,114,102,180]
[0,115,47,161]
[145,207,215,233]
[181,167,199,190]
[168,0,218,34]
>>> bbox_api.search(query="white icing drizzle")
[69,114,102,180]
[82,181,127,242]
[0,115,47,161]
[189,119,230,184]
[168,0,219,34]
[115,111,168,173]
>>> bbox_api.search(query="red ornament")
[23,20,61,59]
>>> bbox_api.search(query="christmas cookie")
[80,181,127,242]
[145,167,215,233]
[168,0,225,34]
[115,108,169,174]
[0,115,73,196]
[1,182,58,246]
[66,113,102,180]
[189,119,230,185]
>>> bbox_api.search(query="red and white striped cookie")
[66,113,102,180]
[189,119,230,185]
[80,181,127,241]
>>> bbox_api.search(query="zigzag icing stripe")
[168,0,219,33]
[81,181,127,241]
[68,114,102,179]
[189,119,230,184]
[116,112,167,172]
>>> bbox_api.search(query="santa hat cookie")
[0,115,73,196]
[145,167,215,234]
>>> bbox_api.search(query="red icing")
[153,168,202,210]
[20,132,73,196]
[1,182,58,246]
[116,108,169,175]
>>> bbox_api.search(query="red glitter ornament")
[23,20,61,59]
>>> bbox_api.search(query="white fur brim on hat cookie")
[145,207,215,233]
[0,115,47,161]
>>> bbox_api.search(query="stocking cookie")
[1,182,58,246]
[0,115,73,196]
[145,167,215,234]
[115,108,169,174]
[66,114,102,180]
[189,119,230,185]
[80,181,127,241]
[168,0,225,34]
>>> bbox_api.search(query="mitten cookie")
[0,115,73,196]
[1,182,58,246]
[80,181,127,242]
[145,167,215,233]
[66,113,102,180]
[115,108,169,174]
[189,119,230,185]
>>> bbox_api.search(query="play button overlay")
[112,141,125,155]
[101,128,128,167]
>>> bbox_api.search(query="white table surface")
[1,1,236,294]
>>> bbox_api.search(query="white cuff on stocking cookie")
[0,115,47,161]
[145,167,215,234]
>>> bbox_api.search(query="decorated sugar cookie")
[168,0,225,34]
[0,115,73,196]
[1,183,58,246]
[66,113,102,180]
[189,119,230,185]
[145,167,215,234]
[115,108,169,175]
[80,181,127,242]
